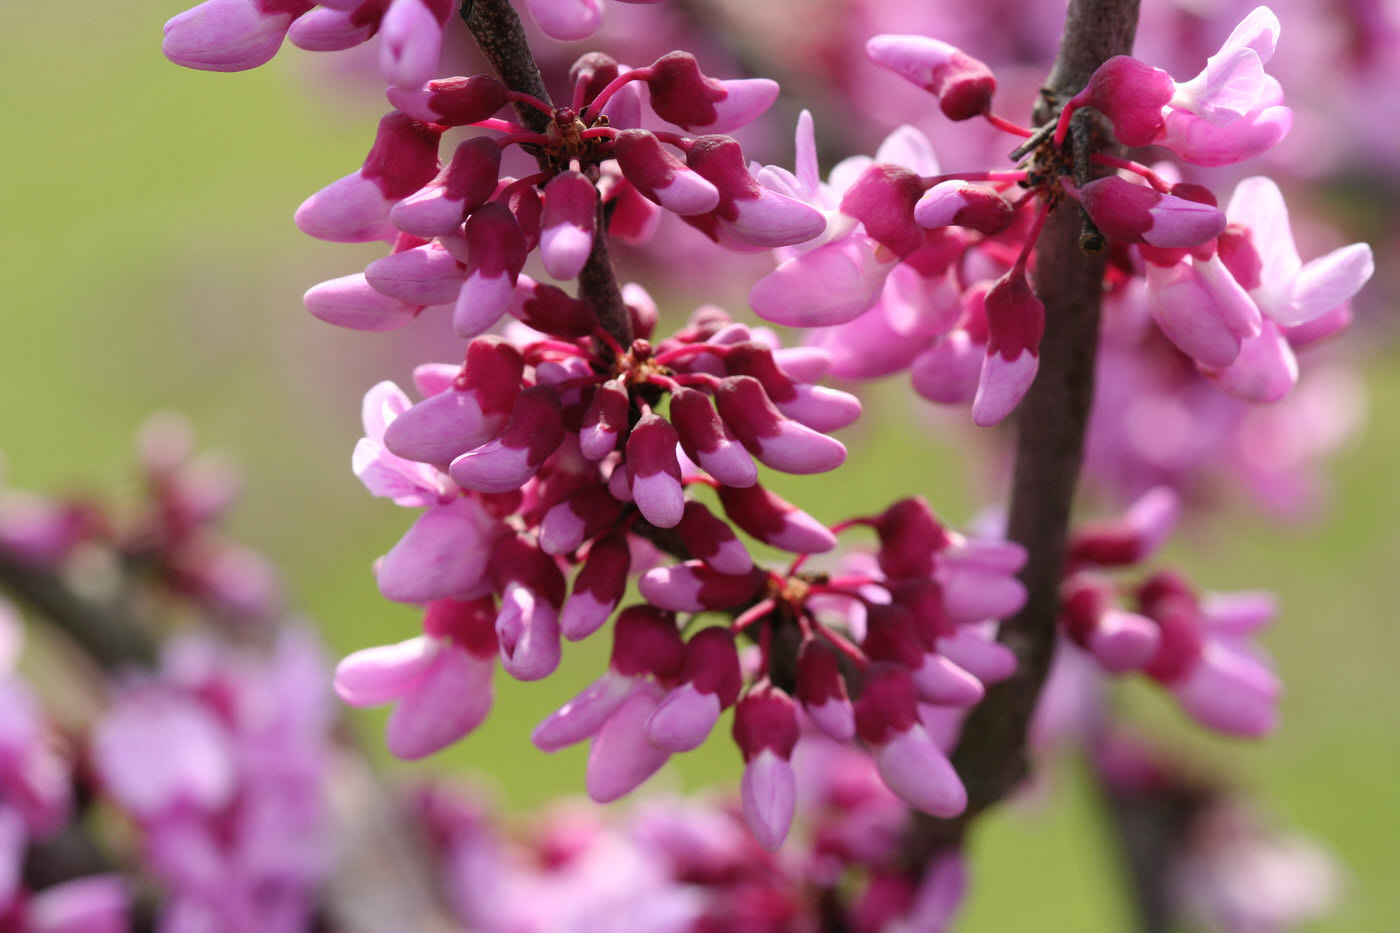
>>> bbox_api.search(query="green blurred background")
[2,2,1397,929]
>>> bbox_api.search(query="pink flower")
[335,599,498,759]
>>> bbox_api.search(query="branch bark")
[906,0,1141,856]
[0,544,156,668]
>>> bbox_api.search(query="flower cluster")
[158,0,1367,891]
[91,630,333,933]
[411,733,967,932]
[0,415,282,626]
[1060,488,1280,737]
[749,7,1371,429]
[337,294,1030,847]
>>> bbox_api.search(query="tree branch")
[906,0,1141,856]
[459,0,553,133]
[0,544,156,668]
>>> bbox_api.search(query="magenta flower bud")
[865,34,996,121]
[1068,176,1226,248]
[1138,574,1278,737]
[796,639,854,742]
[854,666,967,816]
[1062,574,1160,673]
[383,603,498,759]
[491,537,566,681]
[449,386,564,493]
[287,6,376,52]
[365,241,465,306]
[863,605,983,707]
[1069,486,1180,568]
[716,483,836,554]
[303,272,419,331]
[383,340,524,466]
[510,277,600,339]
[874,497,950,579]
[378,0,450,90]
[839,163,925,258]
[722,342,861,432]
[453,203,527,337]
[624,413,685,529]
[377,496,502,603]
[676,501,751,575]
[534,605,682,750]
[162,0,313,72]
[386,74,511,126]
[569,51,620,101]
[579,378,630,461]
[646,627,741,752]
[296,113,442,243]
[668,387,757,488]
[422,596,501,658]
[539,484,625,556]
[685,136,826,247]
[973,267,1045,427]
[585,683,670,803]
[603,175,663,243]
[732,685,799,851]
[613,130,720,216]
[610,605,686,681]
[715,376,845,475]
[638,561,764,612]
[1067,56,1175,147]
[390,137,501,238]
[561,532,630,640]
[915,181,1015,235]
[643,52,780,133]
[539,171,597,280]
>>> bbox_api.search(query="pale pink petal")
[522,0,602,41]
[875,725,967,817]
[333,636,437,706]
[1285,243,1374,327]
[971,349,1037,427]
[740,750,796,851]
[304,273,418,332]
[386,644,494,759]
[750,236,896,327]
[586,686,670,803]
[1205,319,1298,403]
[645,683,721,752]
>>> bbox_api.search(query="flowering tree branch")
[909,0,1141,853]
[460,0,633,347]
